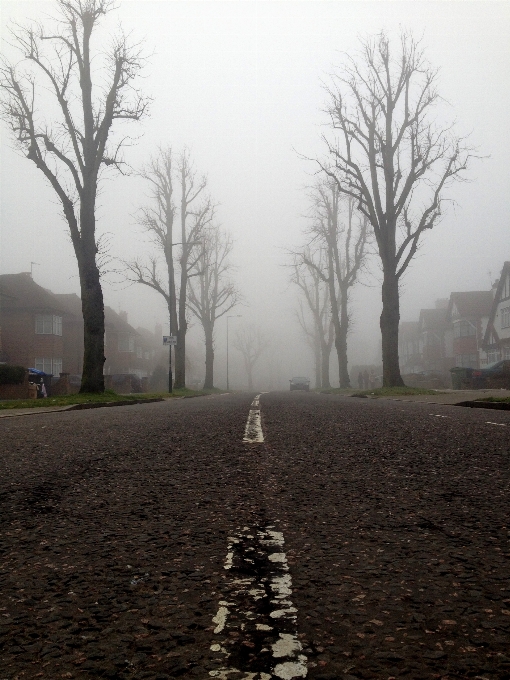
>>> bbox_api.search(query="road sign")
[163,336,177,346]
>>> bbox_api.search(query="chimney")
[119,310,128,323]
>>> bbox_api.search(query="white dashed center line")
[486,421,507,426]
[209,526,307,679]
[243,394,264,443]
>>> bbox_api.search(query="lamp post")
[226,315,241,391]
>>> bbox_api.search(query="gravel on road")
[0,392,509,680]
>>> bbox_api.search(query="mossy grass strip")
[0,388,220,410]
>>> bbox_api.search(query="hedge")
[0,365,26,385]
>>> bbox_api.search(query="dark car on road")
[289,376,310,391]
[474,359,510,388]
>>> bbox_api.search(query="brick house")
[446,291,493,369]
[0,272,80,376]
[104,309,156,379]
[417,303,453,373]
[483,261,510,366]
[399,321,421,374]
[0,273,161,381]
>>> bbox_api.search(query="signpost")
[163,336,177,393]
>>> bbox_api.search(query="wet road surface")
[0,391,509,680]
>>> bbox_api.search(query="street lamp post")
[226,315,241,391]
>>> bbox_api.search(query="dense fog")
[1,1,509,390]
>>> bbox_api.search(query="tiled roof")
[449,291,493,318]
[0,273,70,314]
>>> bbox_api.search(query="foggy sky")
[1,1,509,387]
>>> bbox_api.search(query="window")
[136,346,143,359]
[501,306,510,329]
[453,320,476,338]
[35,314,62,335]
[455,354,478,368]
[487,350,501,366]
[118,335,135,352]
[503,347,510,360]
[35,358,62,374]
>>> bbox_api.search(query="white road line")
[243,394,264,443]
[210,526,307,679]
[486,421,507,426]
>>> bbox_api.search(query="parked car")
[474,360,510,389]
[289,376,310,391]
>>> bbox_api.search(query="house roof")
[418,308,448,332]
[0,273,71,315]
[483,261,510,348]
[105,306,139,336]
[447,290,493,320]
[54,293,82,317]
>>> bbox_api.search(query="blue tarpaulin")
[28,368,47,375]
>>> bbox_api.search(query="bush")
[0,365,26,385]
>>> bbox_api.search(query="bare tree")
[291,249,334,389]
[300,182,368,388]
[319,31,474,386]
[233,325,269,391]
[124,147,211,391]
[188,225,241,390]
[0,0,149,393]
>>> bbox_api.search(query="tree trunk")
[337,286,351,388]
[380,269,405,387]
[204,325,214,390]
[174,264,187,388]
[320,340,331,389]
[78,255,105,393]
[77,193,105,393]
[314,337,321,389]
[174,327,186,389]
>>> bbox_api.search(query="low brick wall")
[0,372,33,400]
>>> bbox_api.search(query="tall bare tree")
[233,325,269,391]
[292,249,334,389]
[320,31,474,386]
[188,225,241,390]
[124,147,211,391]
[300,182,368,388]
[0,0,149,393]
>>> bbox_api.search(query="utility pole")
[226,315,241,390]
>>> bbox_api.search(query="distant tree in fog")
[0,0,149,393]
[291,248,334,389]
[319,31,475,386]
[297,181,368,388]
[124,147,212,391]
[233,325,269,391]
[188,225,241,390]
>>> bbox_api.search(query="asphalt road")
[0,392,509,680]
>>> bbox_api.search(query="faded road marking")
[486,421,506,426]
[209,526,307,679]
[243,394,264,443]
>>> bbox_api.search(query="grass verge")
[351,386,444,397]
[0,388,219,410]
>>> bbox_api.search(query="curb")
[455,400,510,411]
[69,398,165,410]
[0,398,165,418]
